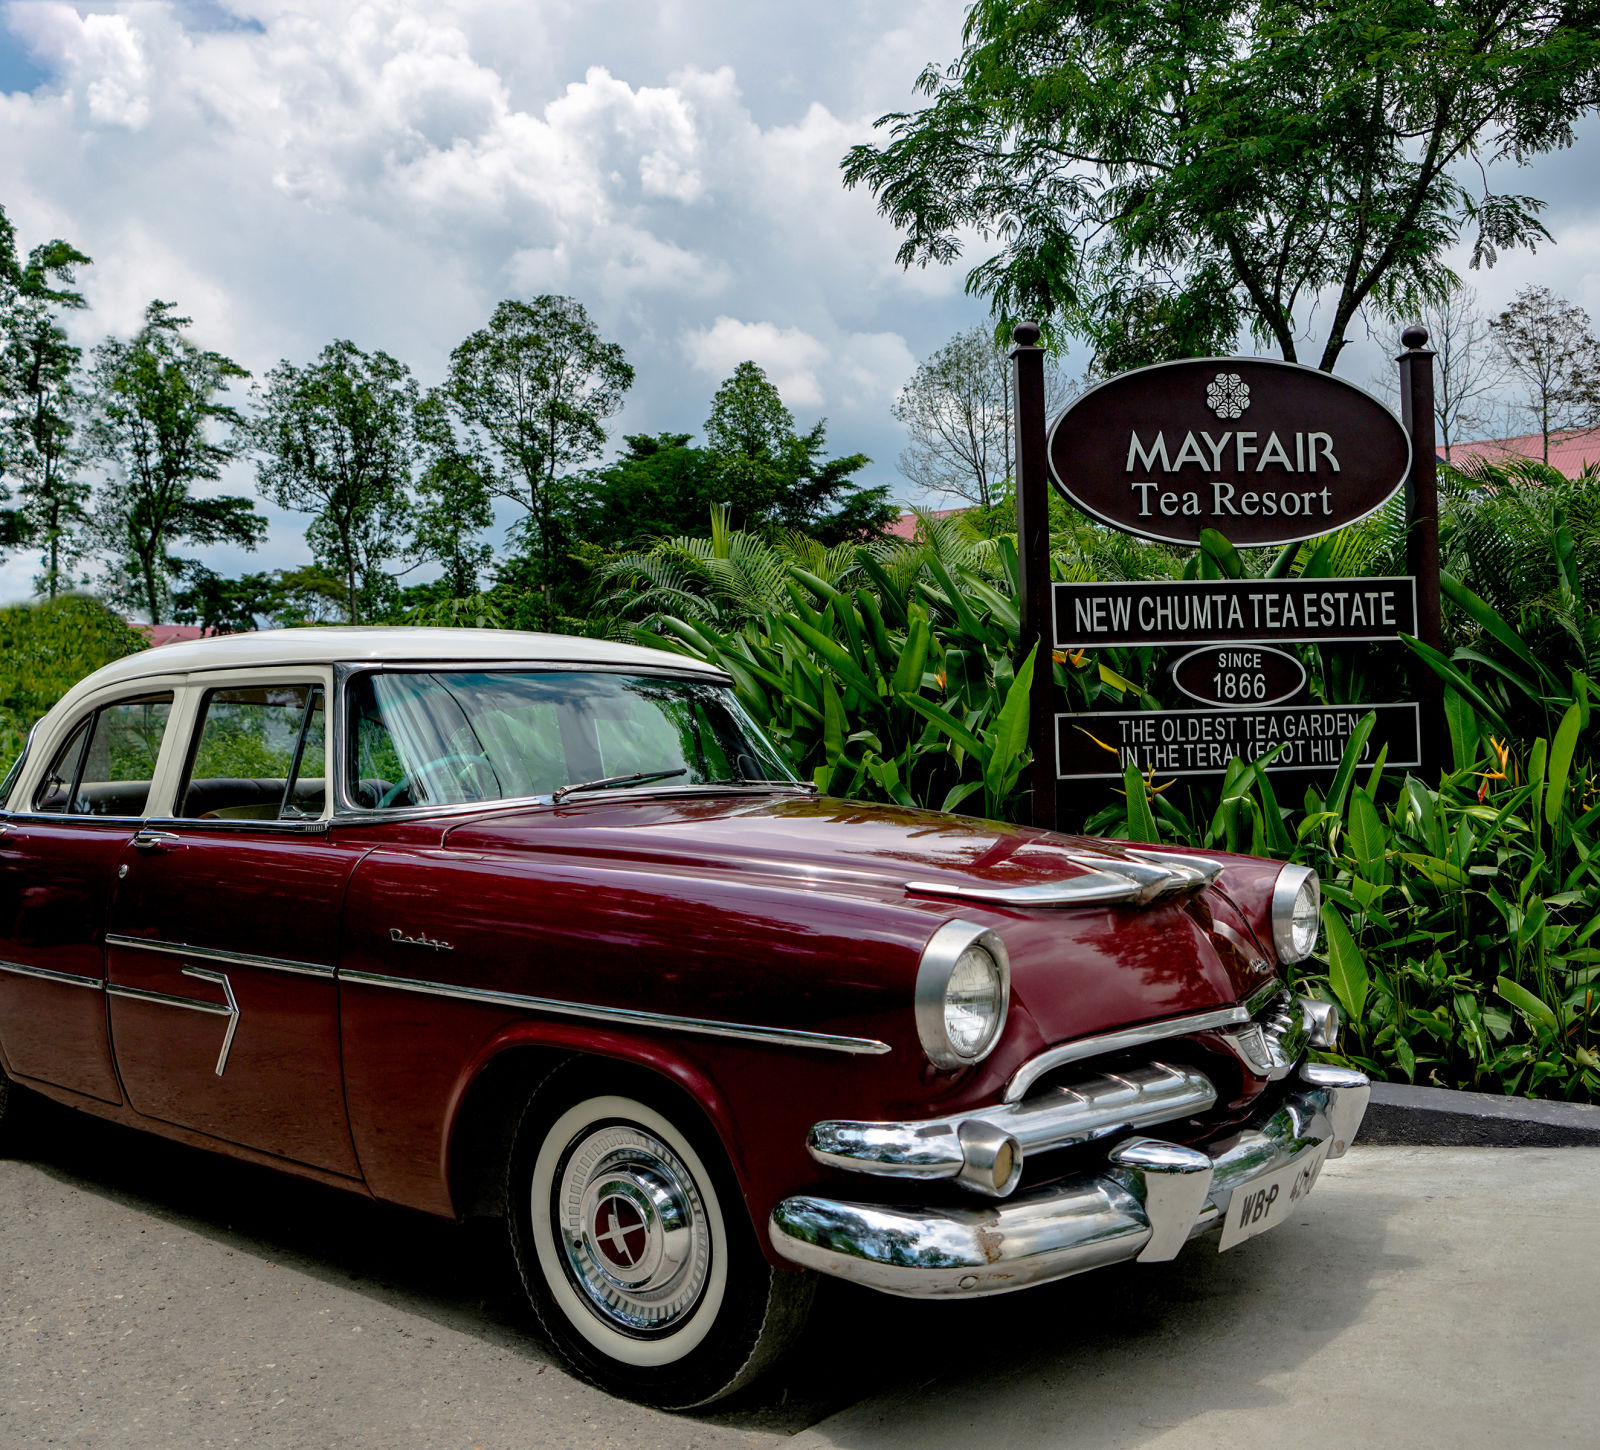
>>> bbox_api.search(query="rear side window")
[179,684,327,820]
[31,694,174,816]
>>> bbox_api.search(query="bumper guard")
[769,1061,1369,1297]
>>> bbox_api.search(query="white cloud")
[4,0,1594,605]
[683,316,832,406]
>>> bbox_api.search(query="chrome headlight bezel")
[915,920,1011,1069]
[1271,864,1321,963]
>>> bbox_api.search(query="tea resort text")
[1126,429,1338,520]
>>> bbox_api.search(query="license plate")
[1218,1142,1330,1251]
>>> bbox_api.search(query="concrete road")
[2,1095,1596,1450]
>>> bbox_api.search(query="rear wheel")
[506,1072,812,1408]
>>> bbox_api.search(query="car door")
[104,671,364,1176]
[0,688,179,1103]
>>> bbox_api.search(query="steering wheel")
[378,752,496,808]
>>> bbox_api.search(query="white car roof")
[65,626,725,699]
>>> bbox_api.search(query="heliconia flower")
[1477,736,1510,801]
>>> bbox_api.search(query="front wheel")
[507,1076,812,1408]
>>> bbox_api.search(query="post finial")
[1012,320,1042,348]
[1401,324,1429,349]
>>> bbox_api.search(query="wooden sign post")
[1397,325,1446,780]
[1011,321,1057,831]
[1009,321,1445,830]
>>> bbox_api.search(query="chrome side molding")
[0,958,104,990]
[104,933,335,980]
[340,967,893,1056]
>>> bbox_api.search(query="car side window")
[179,684,327,820]
[31,694,174,816]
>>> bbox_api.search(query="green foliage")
[247,339,418,625]
[1087,711,1600,1103]
[0,202,93,597]
[0,595,147,760]
[447,296,633,622]
[843,1,1600,372]
[701,361,898,543]
[87,301,264,624]
[170,562,352,632]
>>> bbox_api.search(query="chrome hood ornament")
[905,848,1224,909]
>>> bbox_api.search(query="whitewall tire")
[507,1068,812,1408]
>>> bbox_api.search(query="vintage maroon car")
[0,628,1367,1406]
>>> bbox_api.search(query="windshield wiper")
[551,768,688,804]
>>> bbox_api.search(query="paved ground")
[2,1095,1597,1449]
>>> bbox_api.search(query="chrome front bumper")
[769,1062,1369,1297]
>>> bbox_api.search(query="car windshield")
[346,669,796,810]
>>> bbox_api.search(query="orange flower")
[1477,737,1509,802]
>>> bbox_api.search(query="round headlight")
[916,922,1011,1068]
[1271,865,1321,963]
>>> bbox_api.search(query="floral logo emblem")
[1206,372,1250,419]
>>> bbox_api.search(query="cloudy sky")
[2,0,1598,608]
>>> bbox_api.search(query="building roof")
[885,507,967,540]
[1445,429,1600,479]
[66,627,722,713]
[138,623,211,648]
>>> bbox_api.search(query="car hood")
[445,790,1168,896]
[441,791,1279,1037]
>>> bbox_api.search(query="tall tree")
[0,205,93,595]
[570,433,729,547]
[892,326,1067,508]
[703,361,897,542]
[88,302,263,624]
[248,340,417,624]
[411,387,493,598]
[1490,286,1600,461]
[843,2,1600,373]
[1374,283,1508,462]
[447,297,633,615]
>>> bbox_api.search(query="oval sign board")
[1172,645,1307,707]
[1047,358,1411,547]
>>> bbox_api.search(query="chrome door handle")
[133,830,181,853]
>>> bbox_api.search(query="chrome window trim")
[25,688,181,823]
[0,719,40,812]
[0,958,105,990]
[107,982,232,1016]
[1003,977,1282,1102]
[339,967,892,1056]
[167,667,336,823]
[138,816,331,838]
[914,919,1011,1069]
[104,933,334,979]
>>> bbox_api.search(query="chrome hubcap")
[554,1123,712,1334]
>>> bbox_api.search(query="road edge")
[1358,1081,1600,1147]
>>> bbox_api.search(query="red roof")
[1446,429,1600,479]
[137,623,214,648]
[885,507,967,540]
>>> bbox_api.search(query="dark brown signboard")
[1172,645,1305,707]
[1047,358,1411,546]
[1053,577,1417,647]
[1056,702,1420,780]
